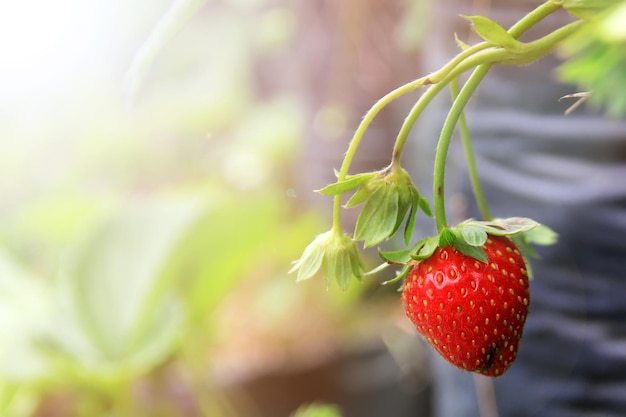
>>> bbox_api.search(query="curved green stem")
[508,0,561,38]
[331,0,582,233]
[433,65,491,232]
[331,42,491,232]
[390,1,575,167]
[450,74,493,220]
[391,79,448,167]
[331,79,425,233]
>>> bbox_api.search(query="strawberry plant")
[291,0,619,377]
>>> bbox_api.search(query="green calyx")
[378,217,557,278]
[289,229,364,291]
[318,165,432,247]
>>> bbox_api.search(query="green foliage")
[45,197,204,384]
[559,1,626,117]
[461,14,521,49]
[292,403,343,417]
[561,0,617,20]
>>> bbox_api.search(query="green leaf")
[460,14,521,49]
[511,234,539,259]
[458,225,488,246]
[291,234,327,282]
[51,197,205,380]
[378,247,413,264]
[438,228,457,247]
[349,246,365,282]
[404,193,418,246]
[562,0,616,20]
[291,403,342,417]
[0,251,53,382]
[558,6,626,117]
[382,265,411,286]
[392,190,413,239]
[460,217,541,236]
[454,239,488,263]
[418,195,433,217]
[345,182,373,208]
[522,224,558,246]
[601,3,626,40]
[317,172,377,196]
[323,247,353,291]
[412,236,439,260]
[354,185,399,247]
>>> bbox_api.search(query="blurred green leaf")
[12,192,114,247]
[291,403,343,417]
[461,14,521,49]
[559,2,626,117]
[48,195,205,382]
[162,191,285,321]
[0,250,52,382]
[562,0,616,20]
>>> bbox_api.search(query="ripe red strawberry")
[402,235,529,377]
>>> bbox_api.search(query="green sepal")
[511,234,536,279]
[457,224,488,247]
[438,228,456,247]
[345,181,377,208]
[418,195,433,218]
[290,230,365,291]
[323,241,358,291]
[403,190,419,246]
[453,236,488,263]
[455,32,470,50]
[363,262,390,276]
[522,224,558,246]
[354,184,399,247]
[393,187,415,242]
[460,14,522,50]
[382,264,411,286]
[411,236,439,260]
[290,233,326,282]
[316,172,378,196]
[458,217,543,236]
[378,247,414,265]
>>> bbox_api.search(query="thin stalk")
[508,0,560,38]
[451,74,493,220]
[391,79,449,166]
[433,65,491,232]
[331,0,581,232]
[331,42,491,232]
[392,0,567,165]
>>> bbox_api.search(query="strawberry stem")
[450,75,493,221]
[433,64,491,232]
[331,78,428,233]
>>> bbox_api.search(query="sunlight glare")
[0,0,101,103]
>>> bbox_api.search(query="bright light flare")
[0,0,101,103]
